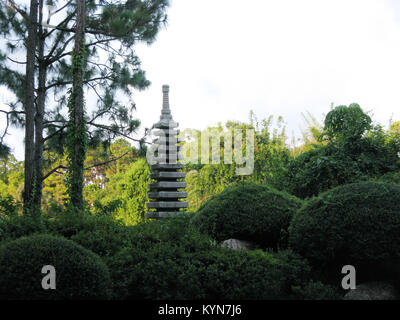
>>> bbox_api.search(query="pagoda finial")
[153,84,177,128]
[162,84,170,116]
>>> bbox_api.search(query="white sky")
[2,0,400,160]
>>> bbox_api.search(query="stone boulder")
[221,239,260,251]
[343,281,400,300]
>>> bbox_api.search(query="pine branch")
[0,110,26,145]
[84,150,131,170]
[44,75,112,91]
[45,34,74,65]
[5,0,28,21]
[7,57,26,64]
[42,164,67,180]
[0,110,10,144]
[43,124,67,142]
[88,122,151,144]
[45,37,122,65]
[44,10,75,39]
[42,150,131,181]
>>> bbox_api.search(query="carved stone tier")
[149,181,187,189]
[146,212,185,219]
[147,191,188,199]
[150,172,186,179]
[150,163,185,170]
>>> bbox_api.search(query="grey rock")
[221,239,260,251]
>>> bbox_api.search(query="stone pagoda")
[145,85,189,219]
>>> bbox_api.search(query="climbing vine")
[65,39,87,210]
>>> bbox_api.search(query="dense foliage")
[101,216,338,300]
[89,157,150,225]
[286,105,400,198]
[0,234,111,300]
[289,182,400,285]
[193,182,303,249]
[0,101,399,300]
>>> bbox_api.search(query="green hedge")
[0,215,48,242]
[289,181,400,284]
[0,234,111,300]
[105,217,329,300]
[0,213,341,300]
[48,213,135,258]
[192,182,303,249]
[109,244,313,300]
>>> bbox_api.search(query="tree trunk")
[23,0,38,213]
[68,0,86,210]
[33,0,46,209]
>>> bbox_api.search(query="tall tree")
[0,0,169,211]
[66,0,86,209]
[24,0,38,213]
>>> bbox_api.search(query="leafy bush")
[186,249,311,300]
[107,215,315,300]
[69,220,135,258]
[108,229,313,300]
[107,216,216,299]
[0,234,111,299]
[0,215,48,242]
[88,158,150,225]
[129,214,213,251]
[47,211,135,258]
[192,182,303,249]
[323,103,372,141]
[0,194,21,217]
[377,171,400,185]
[286,105,400,199]
[289,181,400,284]
[292,281,342,300]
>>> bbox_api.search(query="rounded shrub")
[292,281,342,300]
[0,215,48,242]
[47,212,135,258]
[107,216,316,300]
[109,241,312,300]
[289,181,400,284]
[192,182,303,249]
[0,234,111,300]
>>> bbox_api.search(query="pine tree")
[66,0,86,210]
[0,0,169,211]
[24,0,38,214]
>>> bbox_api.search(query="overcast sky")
[2,0,400,160]
[133,0,400,138]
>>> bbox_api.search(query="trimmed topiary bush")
[107,217,315,300]
[289,181,400,285]
[192,182,303,249]
[108,240,313,300]
[292,281,342,300]
[107,216,218,299]
[46,212,136,258]
[0,215,48,242]
[0,234,111,300]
